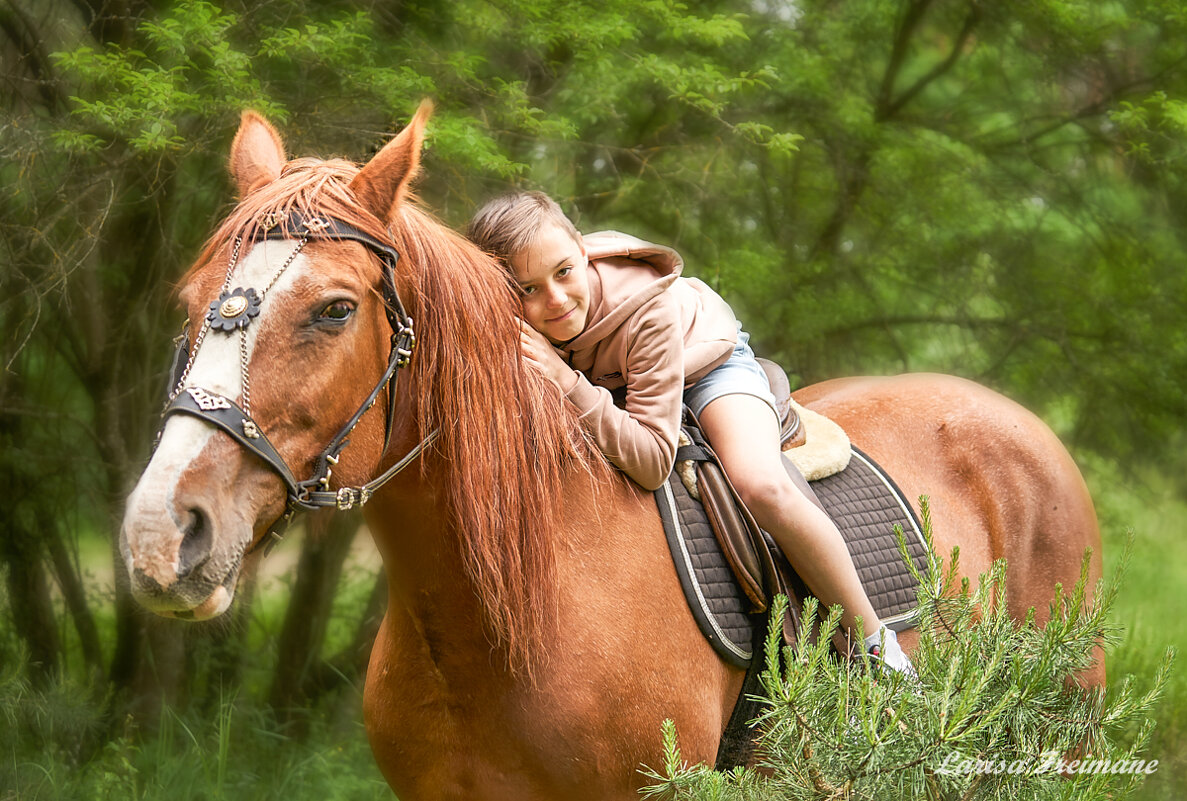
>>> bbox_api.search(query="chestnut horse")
[119,105,1102,800]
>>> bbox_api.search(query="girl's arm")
[558,296,684,491]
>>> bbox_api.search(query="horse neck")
[359,216,622,675]
[362,393,627,682]
[365,462,485,640]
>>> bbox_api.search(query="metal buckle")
[302,217,331,235]
[172,319,190,347]
[394,324,416,368]
[334,486,372,511]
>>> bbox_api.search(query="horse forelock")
[185,155,612,673]
[184,157,392,288]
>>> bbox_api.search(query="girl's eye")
[319,301,355,321]
[520,285,537,296]
[556,267,572,279]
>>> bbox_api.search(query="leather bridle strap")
[163,386,439,512]
[297,427,440,511]
[262,213,416,453]
[165,388,303,499]
[158,211,431,554]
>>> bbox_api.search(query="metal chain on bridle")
[159,211,438,553]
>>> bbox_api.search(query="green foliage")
[52,2,270,153]
[0,656,108,777]
[0,667,389,800]
[0,552,389,801]
[1089,461,1187,801]
[3,0,1187,796]
[640,506,1171,800]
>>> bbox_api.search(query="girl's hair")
[466,190,581,265]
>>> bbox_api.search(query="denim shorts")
[683,326,778,420]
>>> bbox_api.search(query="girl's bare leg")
[698,393,880,640]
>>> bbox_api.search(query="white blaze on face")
[122,240,311,570]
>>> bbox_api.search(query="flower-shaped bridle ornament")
[207,287,263,333]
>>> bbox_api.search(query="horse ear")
[229,110,285,198]
[351,100,433,223]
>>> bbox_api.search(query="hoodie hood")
[564,230,684,351]
[547,229,738,490]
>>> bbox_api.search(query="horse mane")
[188,156,612,672]
[388,202,614,671]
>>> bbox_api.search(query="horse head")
[119,104,431,620]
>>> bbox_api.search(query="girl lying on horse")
[467,190,914,676]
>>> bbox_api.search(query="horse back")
[793,373,1102,638]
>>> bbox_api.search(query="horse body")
[118,105,1102,801]
[355,373,1103,801]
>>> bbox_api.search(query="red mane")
[389,202,612,670]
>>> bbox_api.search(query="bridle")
[159,211,437,553]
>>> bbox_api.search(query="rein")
[159,211,435,553]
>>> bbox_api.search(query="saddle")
[658,359,932,768]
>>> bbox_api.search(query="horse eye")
[319,301,355,321]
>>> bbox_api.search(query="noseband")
[159,211,436,552]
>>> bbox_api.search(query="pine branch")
[640,501,1171,801]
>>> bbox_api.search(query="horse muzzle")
[119,502,246,620]
[120,420,260,620]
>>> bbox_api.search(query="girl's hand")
[519,320,578,392]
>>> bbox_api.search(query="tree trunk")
[307,566,387,702]
[0,371,61,686]
[124,615,187,725]
[0,536,60,686]
[45,524,103,678]
[267,510,360,728]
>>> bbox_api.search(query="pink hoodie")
[557,231,738,490]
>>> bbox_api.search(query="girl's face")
[509,221,591,345]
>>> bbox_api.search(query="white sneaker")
[864,626,917,679]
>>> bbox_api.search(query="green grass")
[1088,460,1187,801]
[1,674,391,800]
[1,529,393,801]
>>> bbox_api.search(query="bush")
[641,504,1172,801]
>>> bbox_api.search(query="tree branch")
[979,53,1187,152]
[815,3,981,261]
[0,0,66,110]
[878,3,981,122]
[876,0,935,118]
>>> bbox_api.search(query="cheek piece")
[159,211,438,556]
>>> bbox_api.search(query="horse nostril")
[177,507,213,580]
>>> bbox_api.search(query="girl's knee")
[735,473,801,515]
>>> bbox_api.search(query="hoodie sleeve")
[562,293,683,491]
